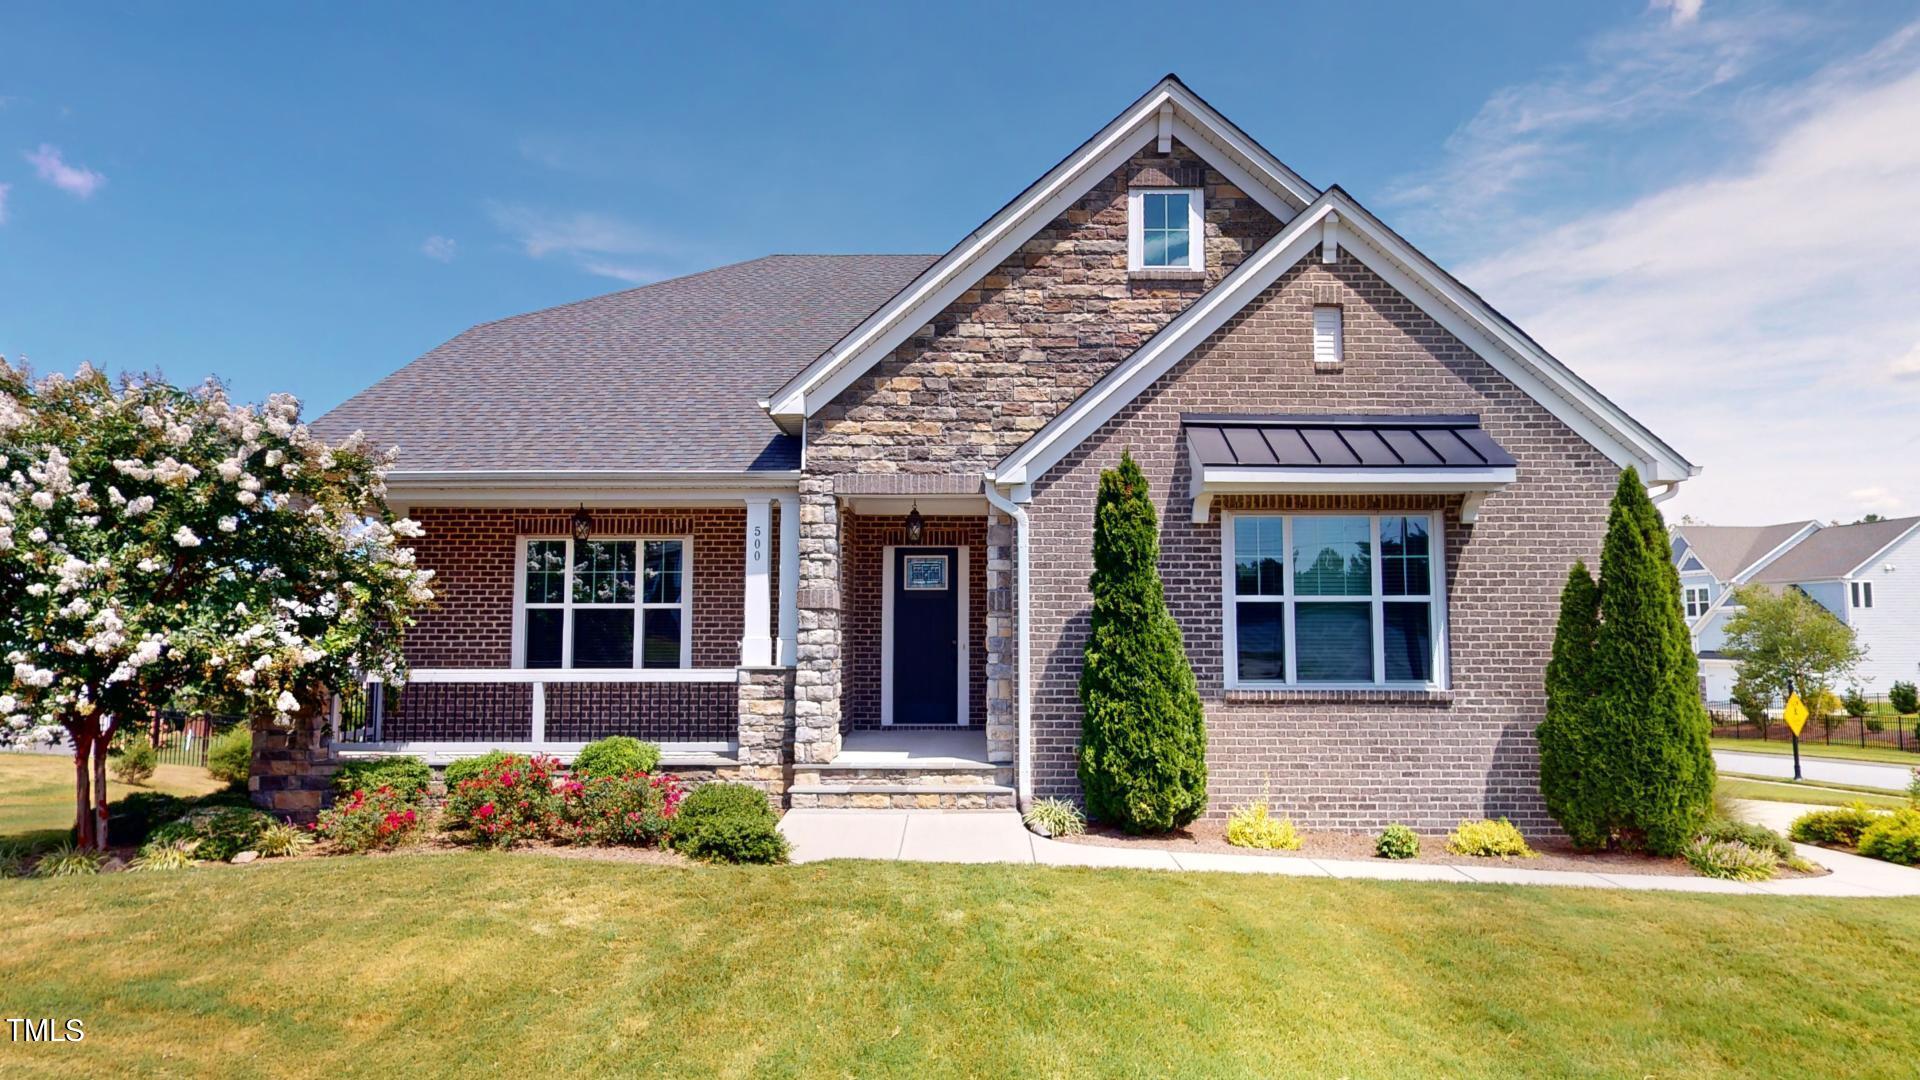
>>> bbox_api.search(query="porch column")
[777,493,800,666]
[793,478,843,764]
[741,497,774,667]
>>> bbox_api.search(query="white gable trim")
[991,190,1698,489]
[1731,522,1823,584]
[1843,519,1920,578]
[763,78,1317,426]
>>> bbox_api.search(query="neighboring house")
[1676,516,1920,703]
[290,76,1695,832]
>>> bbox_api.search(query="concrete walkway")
[1716,748,1916,792]
[778,808,1920,897]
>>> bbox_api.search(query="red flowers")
[315,784,422,853]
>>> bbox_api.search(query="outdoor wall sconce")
[571,505,593,543]
[905,502,924,543]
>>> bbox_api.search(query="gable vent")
[1312,306,1343,369]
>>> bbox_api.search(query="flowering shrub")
[444,754,562,848]
[315,785,421,853]
[556,771,684,846]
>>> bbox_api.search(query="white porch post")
[777,492,799,666]
[742,497,774,666]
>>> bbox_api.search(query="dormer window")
[1129,188,1203,272]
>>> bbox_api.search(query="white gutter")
[982,474,1033,809]
[1649,480,1681,504]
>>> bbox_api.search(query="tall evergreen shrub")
[1540,468,1715,853]
[1077,451,1208,833]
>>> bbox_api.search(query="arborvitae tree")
[1537,561,1605,848]
[1588,467,1716,854]
[1077,451,1208,833]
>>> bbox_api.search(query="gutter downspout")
[1649,480,1681,504]
[982,474,1033,810]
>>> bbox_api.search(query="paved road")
[1716,749,1914,792]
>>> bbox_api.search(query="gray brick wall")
[1024,252,1619,833]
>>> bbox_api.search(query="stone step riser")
[789,790,1017,810]
[792,767,1014,788]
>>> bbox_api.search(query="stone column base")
[736,666,795,798]
[250,706,337,822]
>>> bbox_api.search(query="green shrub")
[1788,803,1886,848]
[571,736,661,780]
[1697,817,1793,862]
[33,842,106,878]
[1224,801,1301,850]
[206,725,253,785]
[443,750,514,788]
[1844,687,1870,720]
[556,772,683,846]
[1909,768,1920,809]
[111,735,158,786]
[1022,797,1086,838]
[1866,717,1887,734]
[1890,680,1919,717]
[1076,451,1208,834]
[332,756,432,804]
[254,821,313,858]
[1376,824,1421,860]
[1444,819,1538,859]
[129,839,199,872]
[146,805,276,862]
[1538,560,1604,847]
[667,783,788,864]
[1858,808,1920,866]
[1684,838,1779,881]
[444,754,560,848]
[315,786,421,853]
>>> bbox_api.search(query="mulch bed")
[1059,821,1828,878]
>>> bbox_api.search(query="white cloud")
[420,235,457,262]
[1653,0,1704,28]
[486,203,677,284]
[24,143,105,198]
[1439,23,1920,526]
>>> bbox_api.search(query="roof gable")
[763,76,1318,427]
[1672,521,1818,582]
[990,187,1698,489]
[1749,516,1920,583]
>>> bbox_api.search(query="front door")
[890,546,960,724]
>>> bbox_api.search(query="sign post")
[1782,692,1810,781]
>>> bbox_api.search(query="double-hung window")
[1128,188,1204,271]
[1683,585,1711,618]
[1224,513,1443,688]
[519,537,690,669]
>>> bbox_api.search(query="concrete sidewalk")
[778,809,1920,897]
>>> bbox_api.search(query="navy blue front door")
[892,547,959,724]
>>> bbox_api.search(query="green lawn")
[1718,775,1908,809]
[0,752,228,848]
[1711,736,1920,767]
[3,855,1920,1078]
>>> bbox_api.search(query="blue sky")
[2,1,1917,523]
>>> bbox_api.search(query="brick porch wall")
[841,514,989,729]
[1024,252,1620,833]
[402,505,774,670]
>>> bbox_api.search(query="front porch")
[789,729,1015,810]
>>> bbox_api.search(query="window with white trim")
[1128,188,1203,271]
[1224,513,1444,687]
[1852,581,1873,609]
[1312,305,1343,368]
[1683,585,1711,618]
[519,537,690,669]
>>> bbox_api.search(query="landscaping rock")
[231,850,259,864]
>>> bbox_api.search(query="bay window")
[1223,513,1445,688]
[518,537,690,669]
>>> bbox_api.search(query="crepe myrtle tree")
[0,360,435,849]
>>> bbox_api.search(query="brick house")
[301,76,1695,831]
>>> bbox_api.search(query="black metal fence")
[1711,699,1918,755]
[147,711,244,768]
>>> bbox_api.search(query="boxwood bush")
[443,750,515,788]
[1444,819,1538,859]
[332,756,432,804]
[667,783,789,864]
[570,736,662,780]
[1858,808,1920,866]
[1789,804,1886,848]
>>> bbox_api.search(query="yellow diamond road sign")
[1783,693,1810,737]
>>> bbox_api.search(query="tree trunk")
[71,725,95,849]
[91,726,111,851]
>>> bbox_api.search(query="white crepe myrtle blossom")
[0,358,435,849]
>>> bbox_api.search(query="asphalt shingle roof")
[1748,516,1920,584]
[313,254,939,473]
[1672,522,1815,582]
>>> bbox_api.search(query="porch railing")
[332,668,739,753]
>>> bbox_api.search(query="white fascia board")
[1731,522,1823,584]
[1198,465,1516,491]
[997,190,1696,488]
[767,80,1319,423]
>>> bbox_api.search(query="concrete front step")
[789,784,1017,810]
[793,764,1015,788]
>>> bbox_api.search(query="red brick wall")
[1026,253,1621,832]
[402,506,768,670]
[841,514,989,728]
